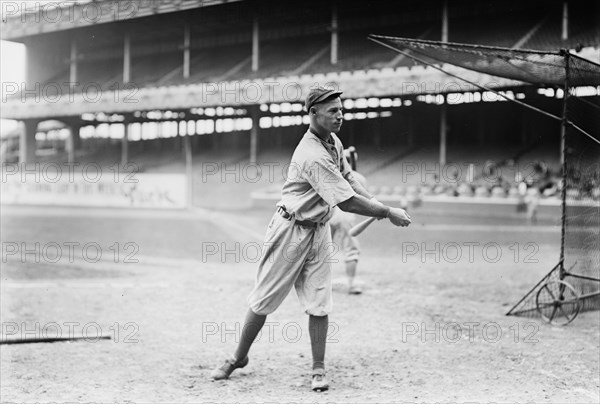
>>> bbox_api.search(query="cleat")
[311,370,329,391]
[348,286,363,295]
[211,356,249,380]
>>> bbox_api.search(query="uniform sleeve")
[302,155,356,207]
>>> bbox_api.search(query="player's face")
[314,98,343,134]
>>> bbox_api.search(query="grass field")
[1,204,599,403]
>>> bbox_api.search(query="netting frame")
[503,50,600,323]
[368,35,600,325]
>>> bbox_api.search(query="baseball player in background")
[329,169,368,295]
[211,86,411,391]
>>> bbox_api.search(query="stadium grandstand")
[1,0,598,209]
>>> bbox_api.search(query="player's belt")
[277,206,320,229]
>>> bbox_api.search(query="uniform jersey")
[279,130,356,222]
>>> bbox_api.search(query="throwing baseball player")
[211,86,411,391]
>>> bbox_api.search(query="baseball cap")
[305,86,343,112]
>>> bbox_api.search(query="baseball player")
[329,170,368,295]
[211,86,411,392]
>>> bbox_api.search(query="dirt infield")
[1,205,599,403]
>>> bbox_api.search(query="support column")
[373,119,381,149]
[406,111,415,147]
[20,119,38,164]
[348,120,355,146]
[252,14,259,72]
[249,105,260,164]
[72,123,82,151]
[562,1,568,40]
[439,102,447,166]
[520,110,528,145]
[69,39,77,86]
[67,123,82,164]
[441,0,449,42]
[182,123,193,208]
[183,23,190,79]
[331,2,338,65]
[121,121,129,167]
[440,1,449,166]
[123,33,131,83]
[478,112,486,146]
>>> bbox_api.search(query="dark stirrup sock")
[309,314,329,371]
[233,308,266,362]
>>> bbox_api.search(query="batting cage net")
[368,35,600,87]
[369,35,600,325]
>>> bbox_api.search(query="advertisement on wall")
[1,165,187,209]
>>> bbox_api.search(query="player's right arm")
[337,195,411,227]
[299,148,411,227]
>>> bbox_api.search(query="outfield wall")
[0,166,186,209]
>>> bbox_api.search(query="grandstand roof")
[2,0,598,120]
[1,0,244,41]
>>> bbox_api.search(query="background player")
[329,149,368,294]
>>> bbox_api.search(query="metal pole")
[559,50,570,279]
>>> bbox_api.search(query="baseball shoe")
[211,356,249,380]
[348,285,363,295]
[311,369,329,392]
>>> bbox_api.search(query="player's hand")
[387,207,411,227]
